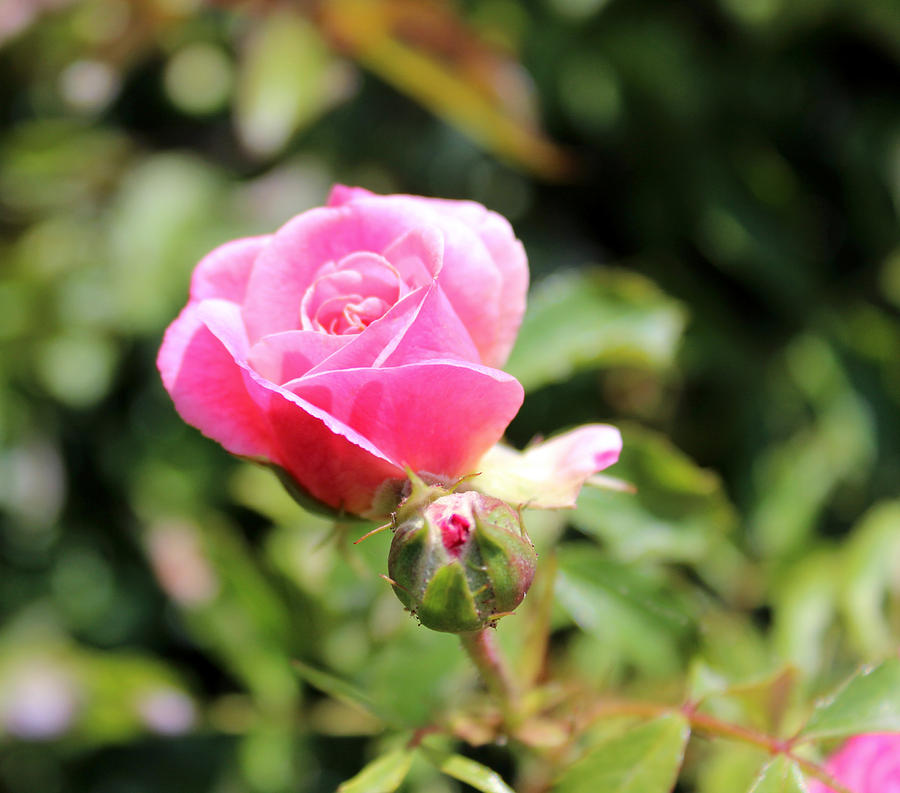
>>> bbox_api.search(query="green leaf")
[239,724,298,792]
[749,336,875,558]
[696,744,770,793]
[772,551,839,676]
[570,425,742,598]
[363,630,465,727]
[292,660,392,726]
[235,11,352,158]
[555,713,690,793]
[322,0,571,179]
[420,746,516,793]
[702,667,797,734]
[556,544,693,676]
[145,520,299,707]
[799,658,900,741]
[338,750,414,793]
[747,756,808,793]
[838,500,900,656]
[505,268,686,392]
[107,153,230,334]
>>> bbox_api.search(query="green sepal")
[388,518,429,613]
[418,562,483,633]
[475,515,538,615]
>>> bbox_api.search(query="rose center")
[300,251,405,335]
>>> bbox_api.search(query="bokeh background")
[1,1,899,791]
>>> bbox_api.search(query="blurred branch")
[317,0,573,179]
[209,0,573,178]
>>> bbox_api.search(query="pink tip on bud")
[440,513,471,555]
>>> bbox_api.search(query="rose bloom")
[159,185,620,517]
[808,733,900,793]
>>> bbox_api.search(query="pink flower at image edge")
[158,185,621,517]
[808,733,900,793]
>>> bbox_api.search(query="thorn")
[380,573,407,593]
[449,471,481,492]
[487,610,516,621]
[353,522,392,544]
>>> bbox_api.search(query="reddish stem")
[459,629,520,728]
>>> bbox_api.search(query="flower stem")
[459,629,520,728]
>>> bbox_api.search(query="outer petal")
[328,185,527,367]
[466,213,527,367]
[375,193,528,367]
[247,330,350,385]
[197,300,407,514]
[472,425,623,509]
[157,302,274,460]
[327,185,376,206]
[264,394,405,516]
[190,236,269,303]
[283,361,524,480]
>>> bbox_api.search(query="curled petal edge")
[471,425,623,509]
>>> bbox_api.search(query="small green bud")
[387,489,537,633]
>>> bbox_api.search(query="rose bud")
[387,489,537,633]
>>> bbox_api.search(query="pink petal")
[283,361,524,480]
[473,425,623,509]
[157,302,274,460]
[810,733,900,793]
[382,226,443,283]
[190,236,269,303]
[243,205,451,343]
[247,330,350,385]
[312,191,506,364]
[327,186,526,367]
[375,282,480,367]
[196,300,408,514]
[264,393,406,516]
[327,184,374,206]
[241,207,351,342]
[470,215,528,367]
[302,279,479,376]
[374,195,528,365]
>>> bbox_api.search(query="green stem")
[459,629,520,728]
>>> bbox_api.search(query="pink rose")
[158,186,529,516]
[808,733,900,793]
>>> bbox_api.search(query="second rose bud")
[387,488,538,634]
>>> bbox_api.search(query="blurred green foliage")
[1,0,899,791]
